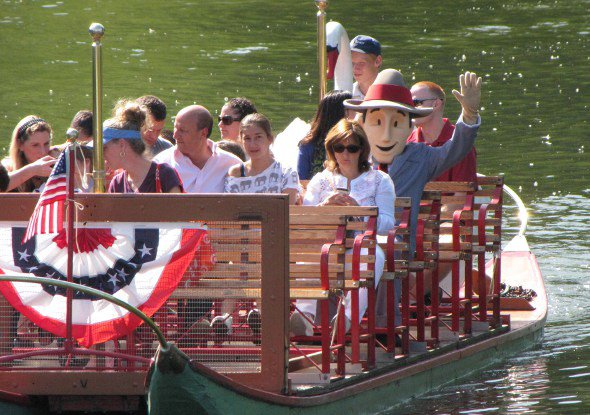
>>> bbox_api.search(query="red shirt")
[407,118,477,182]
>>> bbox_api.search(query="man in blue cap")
[350,35,382,100]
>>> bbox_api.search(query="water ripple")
[223,45,269,55]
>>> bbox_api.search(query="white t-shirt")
[153,139,240,193]
[304,169,395,235]
[224,161,299,194]
[352,82,365,100]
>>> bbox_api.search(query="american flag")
[23,149,68,243]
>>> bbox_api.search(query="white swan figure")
[272,21,353,171]
[326,21,353,93]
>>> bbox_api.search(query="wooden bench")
[411,190,442,348]
[424,177,504,335]
[376,197,412,355]
[169,205,377,377]
[290,205,378,373]
[424,182,477,338]
[471,176,504,326]
[159,179,503,379]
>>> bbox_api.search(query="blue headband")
[103,127,142,145]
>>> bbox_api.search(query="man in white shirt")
[154,105,241,332]
[153,105,240,193]
[350,35,382,100]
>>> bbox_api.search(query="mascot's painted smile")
[376,143,396,152]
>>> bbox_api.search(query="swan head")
[326,21,353,93]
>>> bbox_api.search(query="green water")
[1,0,589,413]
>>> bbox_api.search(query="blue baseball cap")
[350,35,381,56]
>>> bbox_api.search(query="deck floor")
[288,319,501,389]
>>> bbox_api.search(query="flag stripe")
[23,151,68,243]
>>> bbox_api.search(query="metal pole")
[64,128,78,352]
[89,23,105,193]
[315,1,328,102]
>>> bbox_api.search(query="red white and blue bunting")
[0,222,208,347]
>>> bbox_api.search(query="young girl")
[218,113,300,338]
[225,113,299,202]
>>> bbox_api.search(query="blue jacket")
[297,142,315,181]
[379,115,480,252]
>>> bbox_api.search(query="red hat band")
[364,84,414,107]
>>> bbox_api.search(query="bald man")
[153,105,240,193]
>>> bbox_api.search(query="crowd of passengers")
[0,35,478,340]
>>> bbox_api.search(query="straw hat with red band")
[344,69,433,117]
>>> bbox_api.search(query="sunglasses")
[333,144,361,154]
[412,97,439,107]
[218,115,241,125]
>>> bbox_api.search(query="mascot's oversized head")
[344,69,433,165]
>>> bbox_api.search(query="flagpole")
[65,128,78,353]
[315,0,328,102]
[89,23,105,193]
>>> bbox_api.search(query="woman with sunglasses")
[218,97,257,142]
[290,118,395,336]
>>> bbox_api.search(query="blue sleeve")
[297,143,314,180]
[426,115,481,180]
[375,172,396,235]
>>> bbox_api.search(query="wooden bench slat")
[290,270,375,279]
[289,253,375,262]
[174,287,331,300]
[208,229,261,239]
[207,263,261,272]
[173,288,261,299]
[290,206,378,216]
[214,252,261,262]
[395,197,412,208]
[438,242,472,250]
[288,243,346,253]
[424,181,477,192]
[289,216,348,225]
[344,240,375,249]
[211,243,261,253]
[289,289,330,299]
[290,229,343,239]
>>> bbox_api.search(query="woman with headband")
[104,100,182,194]
[2,115,56,192]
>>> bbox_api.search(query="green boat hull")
[0,401,47,415]
[147,327,544,415]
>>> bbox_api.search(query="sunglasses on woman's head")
[218,115,241,125]
[332,144,361,154]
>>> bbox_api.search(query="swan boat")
[0,4,546,414]
[0,183,547,415]
[142,183,547,415]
